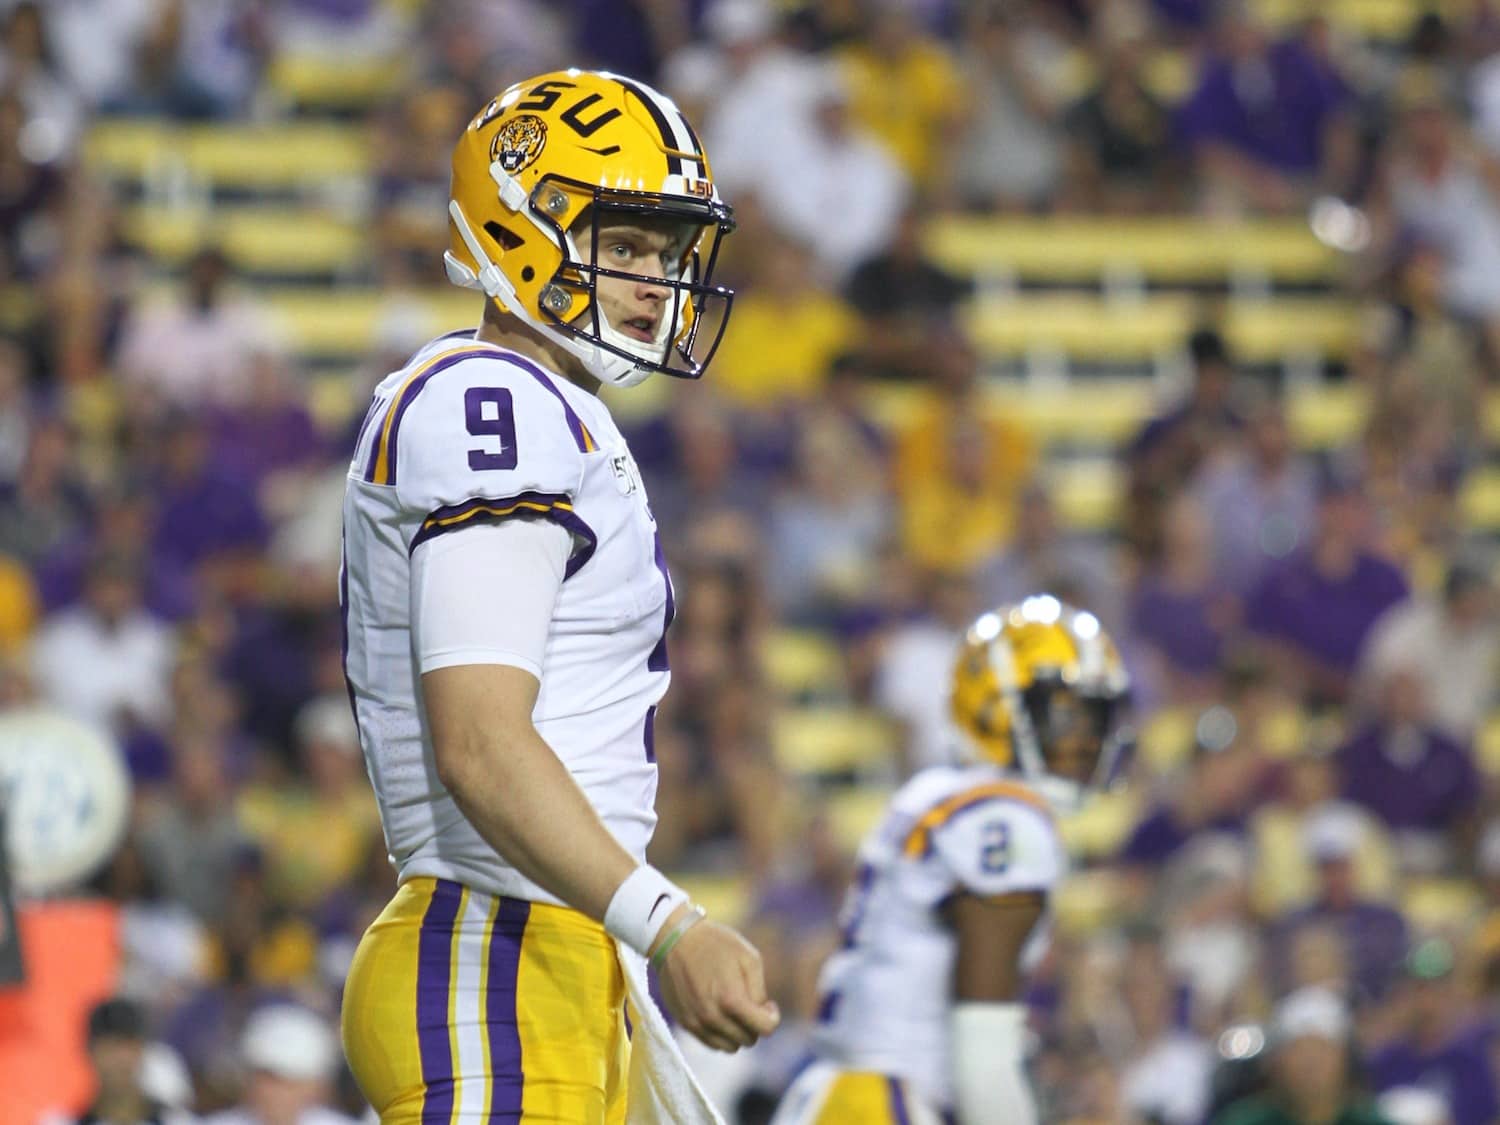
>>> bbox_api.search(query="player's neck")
[476,304,602,396]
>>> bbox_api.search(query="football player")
[772,596,1132,1125]
[339,70,778,1123]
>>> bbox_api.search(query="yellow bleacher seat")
[1478,712,1500,778]
[1137,707,1197,774]
[1058,787,1142,860]
[962,296,1357,365]
[85,122,370,188]
[926,218,1337,284]
[1402,877,1483,936]
[1462,469,1500,532]
[1052,869,1125,937]
[826,785,894,855]
[1287,384,1368,449]
[266,53,408,109]
[670,873,751,927]
[772,707,897,777]
[987,382,1154,447]
[762,629,846,701]
[1046,459,1121,532]
[123,206,363,274]
[1053,48,1195,104]
[260,289,477,356]
[1255,0,1447,39]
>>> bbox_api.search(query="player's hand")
[653,908,781,1052]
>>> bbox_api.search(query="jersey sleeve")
[388,354,592,563]
[927,797,1064,900]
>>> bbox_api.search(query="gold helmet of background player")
[445,69,735,389]
[951,595,1132,804]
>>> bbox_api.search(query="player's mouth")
[621,316,658,342]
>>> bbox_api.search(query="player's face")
[1038,689,1104,785]
[584,218,700,359]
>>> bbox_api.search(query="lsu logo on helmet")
[492,114,548,174]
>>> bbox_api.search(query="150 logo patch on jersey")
[611,452,642,496]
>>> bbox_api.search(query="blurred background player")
[772,596,1131,1124]
[338,70,775,1123]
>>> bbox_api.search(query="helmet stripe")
[615,77,703,180]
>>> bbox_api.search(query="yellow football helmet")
[951,595,1132,806]
[445,69,735,388]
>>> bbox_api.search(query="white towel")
[616,942,728,1125]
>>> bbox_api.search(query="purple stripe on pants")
[486,896,532,1122]
[886,1077,914,1125]
[417,879,464,1122]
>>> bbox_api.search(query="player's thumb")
[740,956,780,1029]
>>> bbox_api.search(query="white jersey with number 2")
[812,763,1064,1111]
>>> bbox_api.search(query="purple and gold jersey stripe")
[370,344,499,485]
[409,491,599,578]
[901,781,1051,859]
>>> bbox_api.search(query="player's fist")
[653,909,781,1053]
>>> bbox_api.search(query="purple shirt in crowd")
[1127,580,1229,676]
[1337,724,1479,834]
[1118,804,1248,866]
[1369,1027,1500,1125]
[1245,551,1408,675]
[1270,899,1409,1003]
[1177,38,1349,175]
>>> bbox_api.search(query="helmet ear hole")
[484,221,525,252]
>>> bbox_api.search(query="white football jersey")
[812,764,1065,1110]
[340,331,673,903]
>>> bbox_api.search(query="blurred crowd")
[5,0,1500,1122]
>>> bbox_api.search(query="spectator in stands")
[0,2,83,162]
[0,88,66,282]
[1179,7,1355,215]
[1336,664,1479,869]
[1193,392,1319,597]
[1128,493,1237,703]
[1066,16,1178,213]
[1359,562,1497,740]
[29,548,173,734]
[1268,802,1409,1006]
[843,201,972,339]
[872,567,978,773]
[950,2,1066,211]
[1244,472,1409,707]
[58,998,194,1125]
[36,0,171,111]
[0,337,31,484]
[203,1003,354,1125]
[975,479,1121,627]
[1249,745,1396,920]
[158,0,271,120]
[0,413,89,565]
[1368,940,1500,1125]
[1117,931,1216,1125]
[236,695,379,912]
[1216,986,1392,1125]
[1125,327,1244,563]
[116,247,283,409]
[1371,77,1500,368]
[835,0,962,191]
[894,325,1035,573]
[757,63,908,283]
[765,410,889,622]
[138,734,252,926]
[710,233,858,407]
[1118,709,1267,869]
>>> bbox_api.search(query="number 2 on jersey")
[980,820,1011,874]
[465,387,519,471]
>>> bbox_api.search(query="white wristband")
[603,865,690,957]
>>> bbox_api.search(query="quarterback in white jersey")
[340,71,777,1124]
[773,597,1131,1125]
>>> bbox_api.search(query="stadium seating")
[85,121,370,193]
